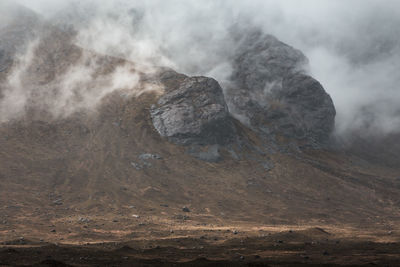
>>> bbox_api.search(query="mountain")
[0,3,399,266]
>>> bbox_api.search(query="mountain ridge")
[0,3,399,266]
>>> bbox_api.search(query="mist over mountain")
[9,0,400,137]
[1,1,400,266]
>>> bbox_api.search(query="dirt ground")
[1,217,399,266]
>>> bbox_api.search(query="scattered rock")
[130,162,142,170]
[78,217,90,223]
[131,214,140,218]
[262,161,274,171]
[139,153,162,160]
[182,206,191,212]
[52,199,63,206]
[50,229,56,233]
[131,153,161,170]
[174,214,189,220]
[142,161,152,167]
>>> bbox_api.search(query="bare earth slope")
[1,78,399,266]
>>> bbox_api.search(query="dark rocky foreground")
[1,227,399,266]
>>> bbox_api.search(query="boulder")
[151,75,235,145]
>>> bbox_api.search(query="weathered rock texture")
[150,74,235,145]
[226,31,336,145]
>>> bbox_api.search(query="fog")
[6,0,400,136]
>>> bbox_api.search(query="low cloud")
[4,0,400,137]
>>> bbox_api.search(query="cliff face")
[151,75,235,146]
[226,31,336,147]
[148,31,336,149]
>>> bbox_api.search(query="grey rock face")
[226,31,336,145]
[151,75,235,145]
[0,50,11,72]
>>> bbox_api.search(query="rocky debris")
[262,161,274,172]
[226,30,336,146]
[77,217,90,223]
[186,144,221,162]
[151,75,236,146]
[52,199,63,206]
[131,153,162,170]
[174,214,189,220]
[130,162,143,170]
[139,153,162,160]
[182,206,191,212]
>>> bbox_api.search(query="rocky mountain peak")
[225,31,336,147]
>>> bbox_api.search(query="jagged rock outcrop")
[150,73,235,145]
[226,31,336,146]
